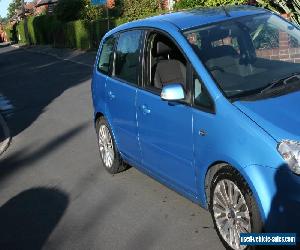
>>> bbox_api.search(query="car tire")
[96,117,126,174]
[209,165,263,250]
[0,114,11,156]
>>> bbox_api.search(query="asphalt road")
[0,46,224,250]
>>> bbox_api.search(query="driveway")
[0,46,224,250]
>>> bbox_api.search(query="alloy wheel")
[213,179,251,250]
[98,124,114,168]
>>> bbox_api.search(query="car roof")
[146,5,267,30]
[107,5,268,37]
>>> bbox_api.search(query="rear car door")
[106,30,143,164]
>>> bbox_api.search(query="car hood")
[234,91,300,142]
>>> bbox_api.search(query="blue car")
[91,5,300,250]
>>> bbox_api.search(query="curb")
[0,114,11,156]
[0,42,11,48]
[11,44,93,68]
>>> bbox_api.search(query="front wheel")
[209,165,263,250]
[0,114,11,156]
[96,117,126,174]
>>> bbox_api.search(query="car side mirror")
[160,83,185,101]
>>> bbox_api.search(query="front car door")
[136,30,196,198]
[106,30,143,164]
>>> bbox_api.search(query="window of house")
[114,30,143,85]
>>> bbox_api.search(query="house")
[35,0,59,14]
[162,0,176,10]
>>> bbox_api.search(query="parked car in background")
[91,6,300,250]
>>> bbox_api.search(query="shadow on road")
[0,187,69,250]
[0,122,88,182]
[0,46,93,138]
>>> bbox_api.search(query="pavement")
[0,45,224,250]
[0,42,11,48]
[12,44,97,67]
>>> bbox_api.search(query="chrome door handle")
[141,105,151,115]
[108,91,115,100]
[199,129,207,136]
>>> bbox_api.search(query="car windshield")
[184,13,300,99]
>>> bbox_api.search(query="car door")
[136,31,196,196]
[106,30,143,164]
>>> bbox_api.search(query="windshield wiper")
[260,73,300,95]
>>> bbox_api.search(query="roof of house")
[36,0,58,7]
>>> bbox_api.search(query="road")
[0,46,224,250]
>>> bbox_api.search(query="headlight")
[278,140,300,175]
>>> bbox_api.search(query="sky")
[0,0,12,18]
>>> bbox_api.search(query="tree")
[0,16,8,24]
[256,0,300,25]
[80,0,104,21]
[7,0,22,19]
[123,0,161,21]
[54,0,86,22]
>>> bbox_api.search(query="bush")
[123,0,161,21]
[4,24,17,42]
[15,15,114,50]
[175,0,247,9]
[16,20,26,43]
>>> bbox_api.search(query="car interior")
[146,33,187,91]
[190,26,300,97]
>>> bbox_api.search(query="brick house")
[35,0,59,14]
[255,31,300,63]
[162,0,176,10]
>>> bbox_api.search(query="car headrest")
[156,41,172,56]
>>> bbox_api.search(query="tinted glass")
[194,75,214,111]
[185,13,300,99]
[114,30,142,85]
[98,36,115,74]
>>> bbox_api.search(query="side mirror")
[160,83,185,101]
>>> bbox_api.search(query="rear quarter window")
[98,36,116,75]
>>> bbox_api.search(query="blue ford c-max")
[91,6,300,249]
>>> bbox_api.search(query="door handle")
[199,129,207,136]
[108,91,115,100]
[140,105,151,115]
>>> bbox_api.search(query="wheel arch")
[204,161,229,208]
[94,112,121,154]
[94,111,104,125]
[203,161,268,222]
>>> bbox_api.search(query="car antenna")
[222,5,231,17]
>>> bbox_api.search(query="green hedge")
[4,24,17,42]
[10,15,114,49]
[174,0,247,9]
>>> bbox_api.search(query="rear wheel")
[209,165,263,250]
[96,117,126,174]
